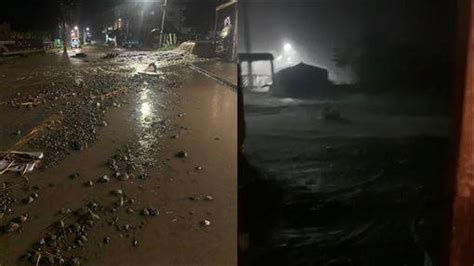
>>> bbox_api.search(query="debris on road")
[200,220,211,227]
[99,175,110,183]
[175,151,188,158]
[71,52,87,58]
[0,151,44,175]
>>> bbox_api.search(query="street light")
[74,26,79,30]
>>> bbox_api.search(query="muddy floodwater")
[242,91,450,266]
[0,47,236,265]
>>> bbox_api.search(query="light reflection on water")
[136,85,161,151]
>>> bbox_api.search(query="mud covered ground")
[0,46,236,265]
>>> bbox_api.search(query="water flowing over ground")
[0,47,237,265]
[243,91,450,266]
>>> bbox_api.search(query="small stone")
[133,240,138,246]
[178,113,185,117]
[116,196,124,207]
[123,224,130,231]
[120,173,129,181]
[23,196,34,204]
[195,166,203,170]
[58,220,65,228]
[101,121,108,127]
[69,172,80,179]
[204,196,213,201]
[6,222,20,232]
[39,238,46,245]
[31,193,39,199]
[103,237,110,244]
[79,235,88,242]
[175,151,188,158]
[18,214,28,223]
[148,207,159,216]
[85,180,94,187]
[111,189,123,196]
[90,213,100,220]
[141,208,150,216]
[99,175,110,183]
[200,220,211,227]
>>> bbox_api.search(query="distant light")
[74,26,79,30]
[86,27,90,31]
[283,43,292,52]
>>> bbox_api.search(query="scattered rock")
[148,207,159,216]
[6,221,20,233]
[141,208,150,216]
[175,151,188,158]
[23,196,34,204]
[120,173,129,181]
[111,189,123,196]
[103,237,110,244]
[18,214,28,223]
[69,172,80,179]
[99,175,110,183]
[195,166,203,170]
[204,196,213,201]
[133,240,138,246]
[85,180,94,187]
[200,220,211,227]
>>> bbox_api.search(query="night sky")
[0,0,60,31]
[238,0,455,82]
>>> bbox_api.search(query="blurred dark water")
[241,93,450,266]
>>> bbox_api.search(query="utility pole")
[60,1,68,55]
[158,0,168,48]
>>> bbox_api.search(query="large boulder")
[271,63,332,98]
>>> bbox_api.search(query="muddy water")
[0,49,236,265]
[243,92,450,265]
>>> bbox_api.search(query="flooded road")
[0,47,236,265]
[242,91,450,266]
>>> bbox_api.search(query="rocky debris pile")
[110,50,209,68]
[24,75,135,168]
[2,213,28,233]
[19,189,161,265]
[20,201,105,265]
